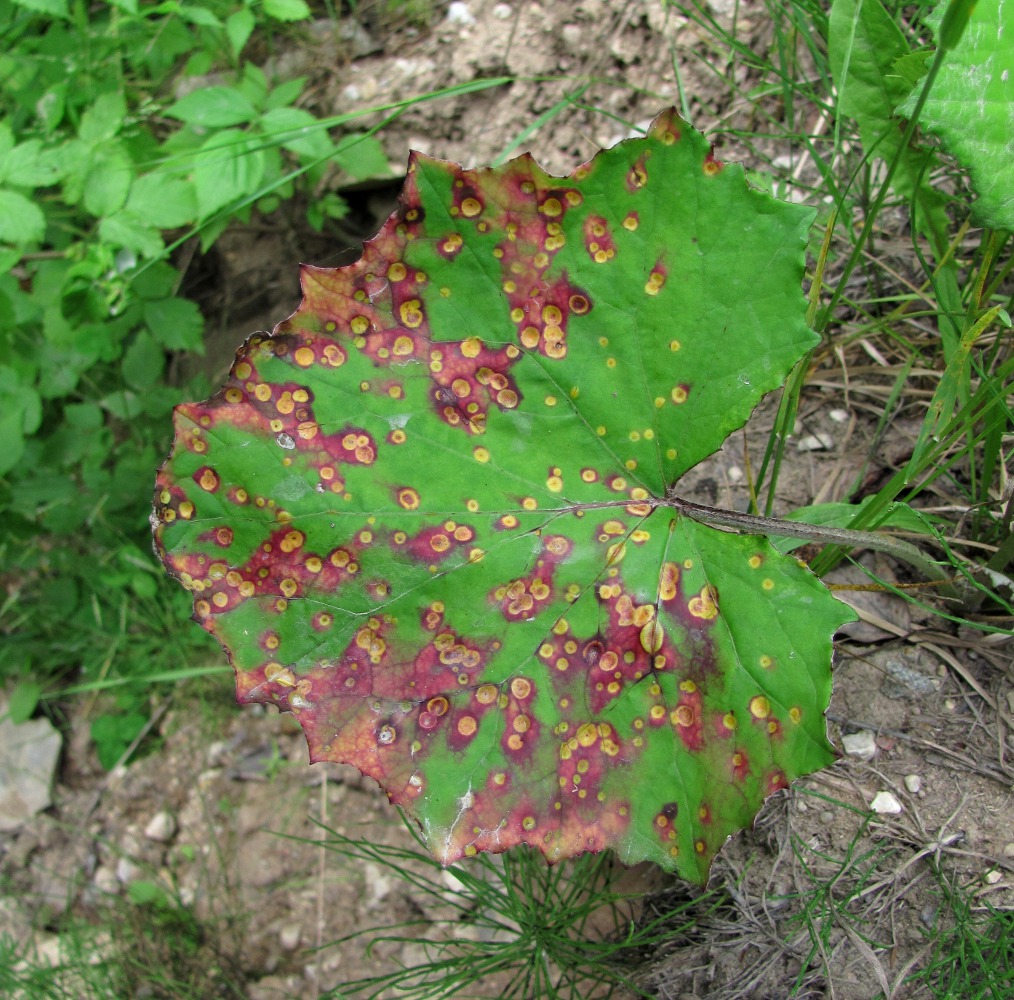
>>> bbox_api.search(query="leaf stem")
[666,494,956,593]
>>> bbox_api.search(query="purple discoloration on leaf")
[154,110,853,882]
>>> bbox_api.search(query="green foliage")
[155,110,855,881]
[902,0,1014,232]
[913,873,1014,1000]
[90,704,148,770]
[0,0,387,763]
[316,813,710,999]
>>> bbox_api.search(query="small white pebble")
[796,799,808,812]
[870,791,903,814]
[903,774,922,794]
[279,922,301,951]
[820,810,835,825]
[93,865,120,895]
[842,730,877,761]
[560,23,582,49]
[944,698,957,711]
[446,1,475,25]
[492,2,512,17]
[828,408,850,423]
[116,858,141,885]
[1003,842,1014,859]
[984,870,1002,885]
[796,432,834,452]
[726,464,744,483]
[144,811,177,843]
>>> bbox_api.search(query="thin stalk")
[668,493,956,593]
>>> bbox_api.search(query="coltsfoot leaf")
[153,110,853,882]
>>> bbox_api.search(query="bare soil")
[3,3,1012,999]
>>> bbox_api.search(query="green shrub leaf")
[144,297,205,352]
[7,682,43,724]
[260,107,334,161]
[167,87,259,129]
[193,129,265,220]
[127,172,198,229]
[82,144,133,217]
[906,0,1014,230]
[79,92,127,143]
[262,0,311,22]
[0,138,65,188]
[0,190,46,244]
[99,211,165,259]
[154,110,853,881]
[122,329,165,390]
[10,0,69,18]
[226,8,256,58]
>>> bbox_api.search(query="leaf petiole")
[666,494,955,593]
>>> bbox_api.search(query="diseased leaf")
[154,110,854,882]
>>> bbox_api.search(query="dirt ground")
[3,2,1012,998]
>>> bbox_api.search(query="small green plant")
[912,870,1014,1000]
[312,812,709,999]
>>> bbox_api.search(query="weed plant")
[311,813,711,1000]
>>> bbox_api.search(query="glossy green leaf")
[906,0,1014,230]
[154,110,854,882]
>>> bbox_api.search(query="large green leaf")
[907,0,1014,231]
[154,110,853,882]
